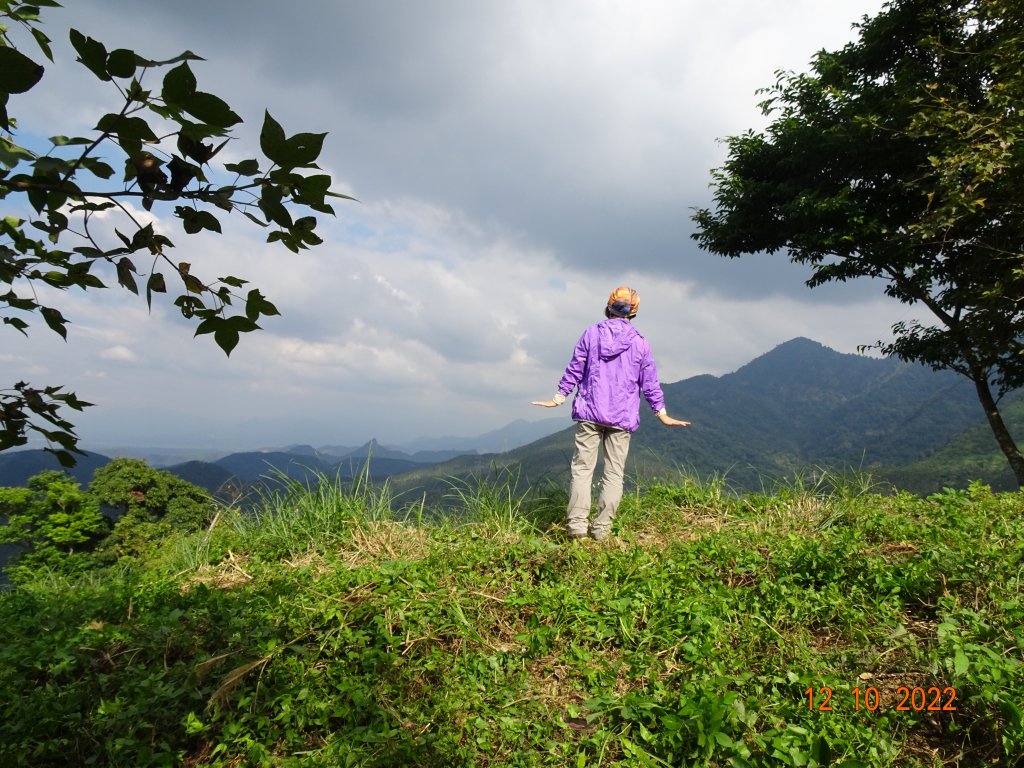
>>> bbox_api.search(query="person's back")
[532,286,690,540]
[566,316,660,433]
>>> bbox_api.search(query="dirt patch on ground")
[182,550,254,592]
[332,520,434,568]
[627,506,738,548]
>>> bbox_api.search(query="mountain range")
[387,337,1022,498]
[0,419,569,491]
[1,338,1020,497]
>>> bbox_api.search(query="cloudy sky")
[5,0,904,452]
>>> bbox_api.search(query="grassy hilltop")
[1,472,1022,767]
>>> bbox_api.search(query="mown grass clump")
[0,473,1021,767]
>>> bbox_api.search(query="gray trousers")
[567,420,631,539]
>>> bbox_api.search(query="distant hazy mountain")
[395,417,569,455]
[389,338,1014,497]
[73,445,235,468]
[329,439,465,465]
[211,451,336,483]
[164,461,237,495]
[278,444,323,458]
[0,450,111,487]
[314,444,359,458]
[637,337,986,486]
[160,448,425,496]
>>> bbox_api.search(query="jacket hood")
[597,319,638,361]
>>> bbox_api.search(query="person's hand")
[657,413,690,427]
[531,400,560,407]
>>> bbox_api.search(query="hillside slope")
[1,479,1020,766]
[391,338,1006,496]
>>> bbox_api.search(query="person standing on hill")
[532,286,690,540]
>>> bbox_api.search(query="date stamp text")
[804,686,957,713]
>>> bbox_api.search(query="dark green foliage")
[1,460,216,579]
[88,458,216,560]
[882,395,1024,492]
[692,0,1024,486]
[90,458,214,529]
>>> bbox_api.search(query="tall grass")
[230,467,412,555]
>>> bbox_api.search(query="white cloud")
[99,345,138,362]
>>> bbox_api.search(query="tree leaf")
[181,272,205,294]
[96,113,158,142]
[4,317,30,335]
[0,46,45,95]
[116,257,138,294]
[78,157,115,179]
[194,210,222,234]
[0,138,36,166]
[259,184,292,227]
[40,306,67,339]
[225,158,260,176]
[141,50,205,67]
[49,135,92,147]
[183,91,241,128]
[69,29,110,82]
[162,62,197,106]
[146,272,167,309]
[106,48,137,79]
[226,315,260,333]
[51,449,78,468]
[244,288,279,320]
[280,132,327,167]
[241,211,268,227]
[260,111,287,165]
[30,26,55,63]
[213,327,240,356]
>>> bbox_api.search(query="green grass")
[1,474,1022,767]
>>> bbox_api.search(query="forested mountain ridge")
[390,338,1018,496]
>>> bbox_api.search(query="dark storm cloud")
[48,0,885,303]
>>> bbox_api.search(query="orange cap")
[606,286,640,317]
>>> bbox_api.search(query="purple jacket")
[557,318,666,432]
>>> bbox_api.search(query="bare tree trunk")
[971,369,1024,489]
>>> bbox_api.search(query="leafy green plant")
[0,469,107,580]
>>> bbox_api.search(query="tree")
[0,460,216,580]
[691,0,1024,487]
[0,1,351,464]
[0,469,107,580]
[88,458,215,560]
